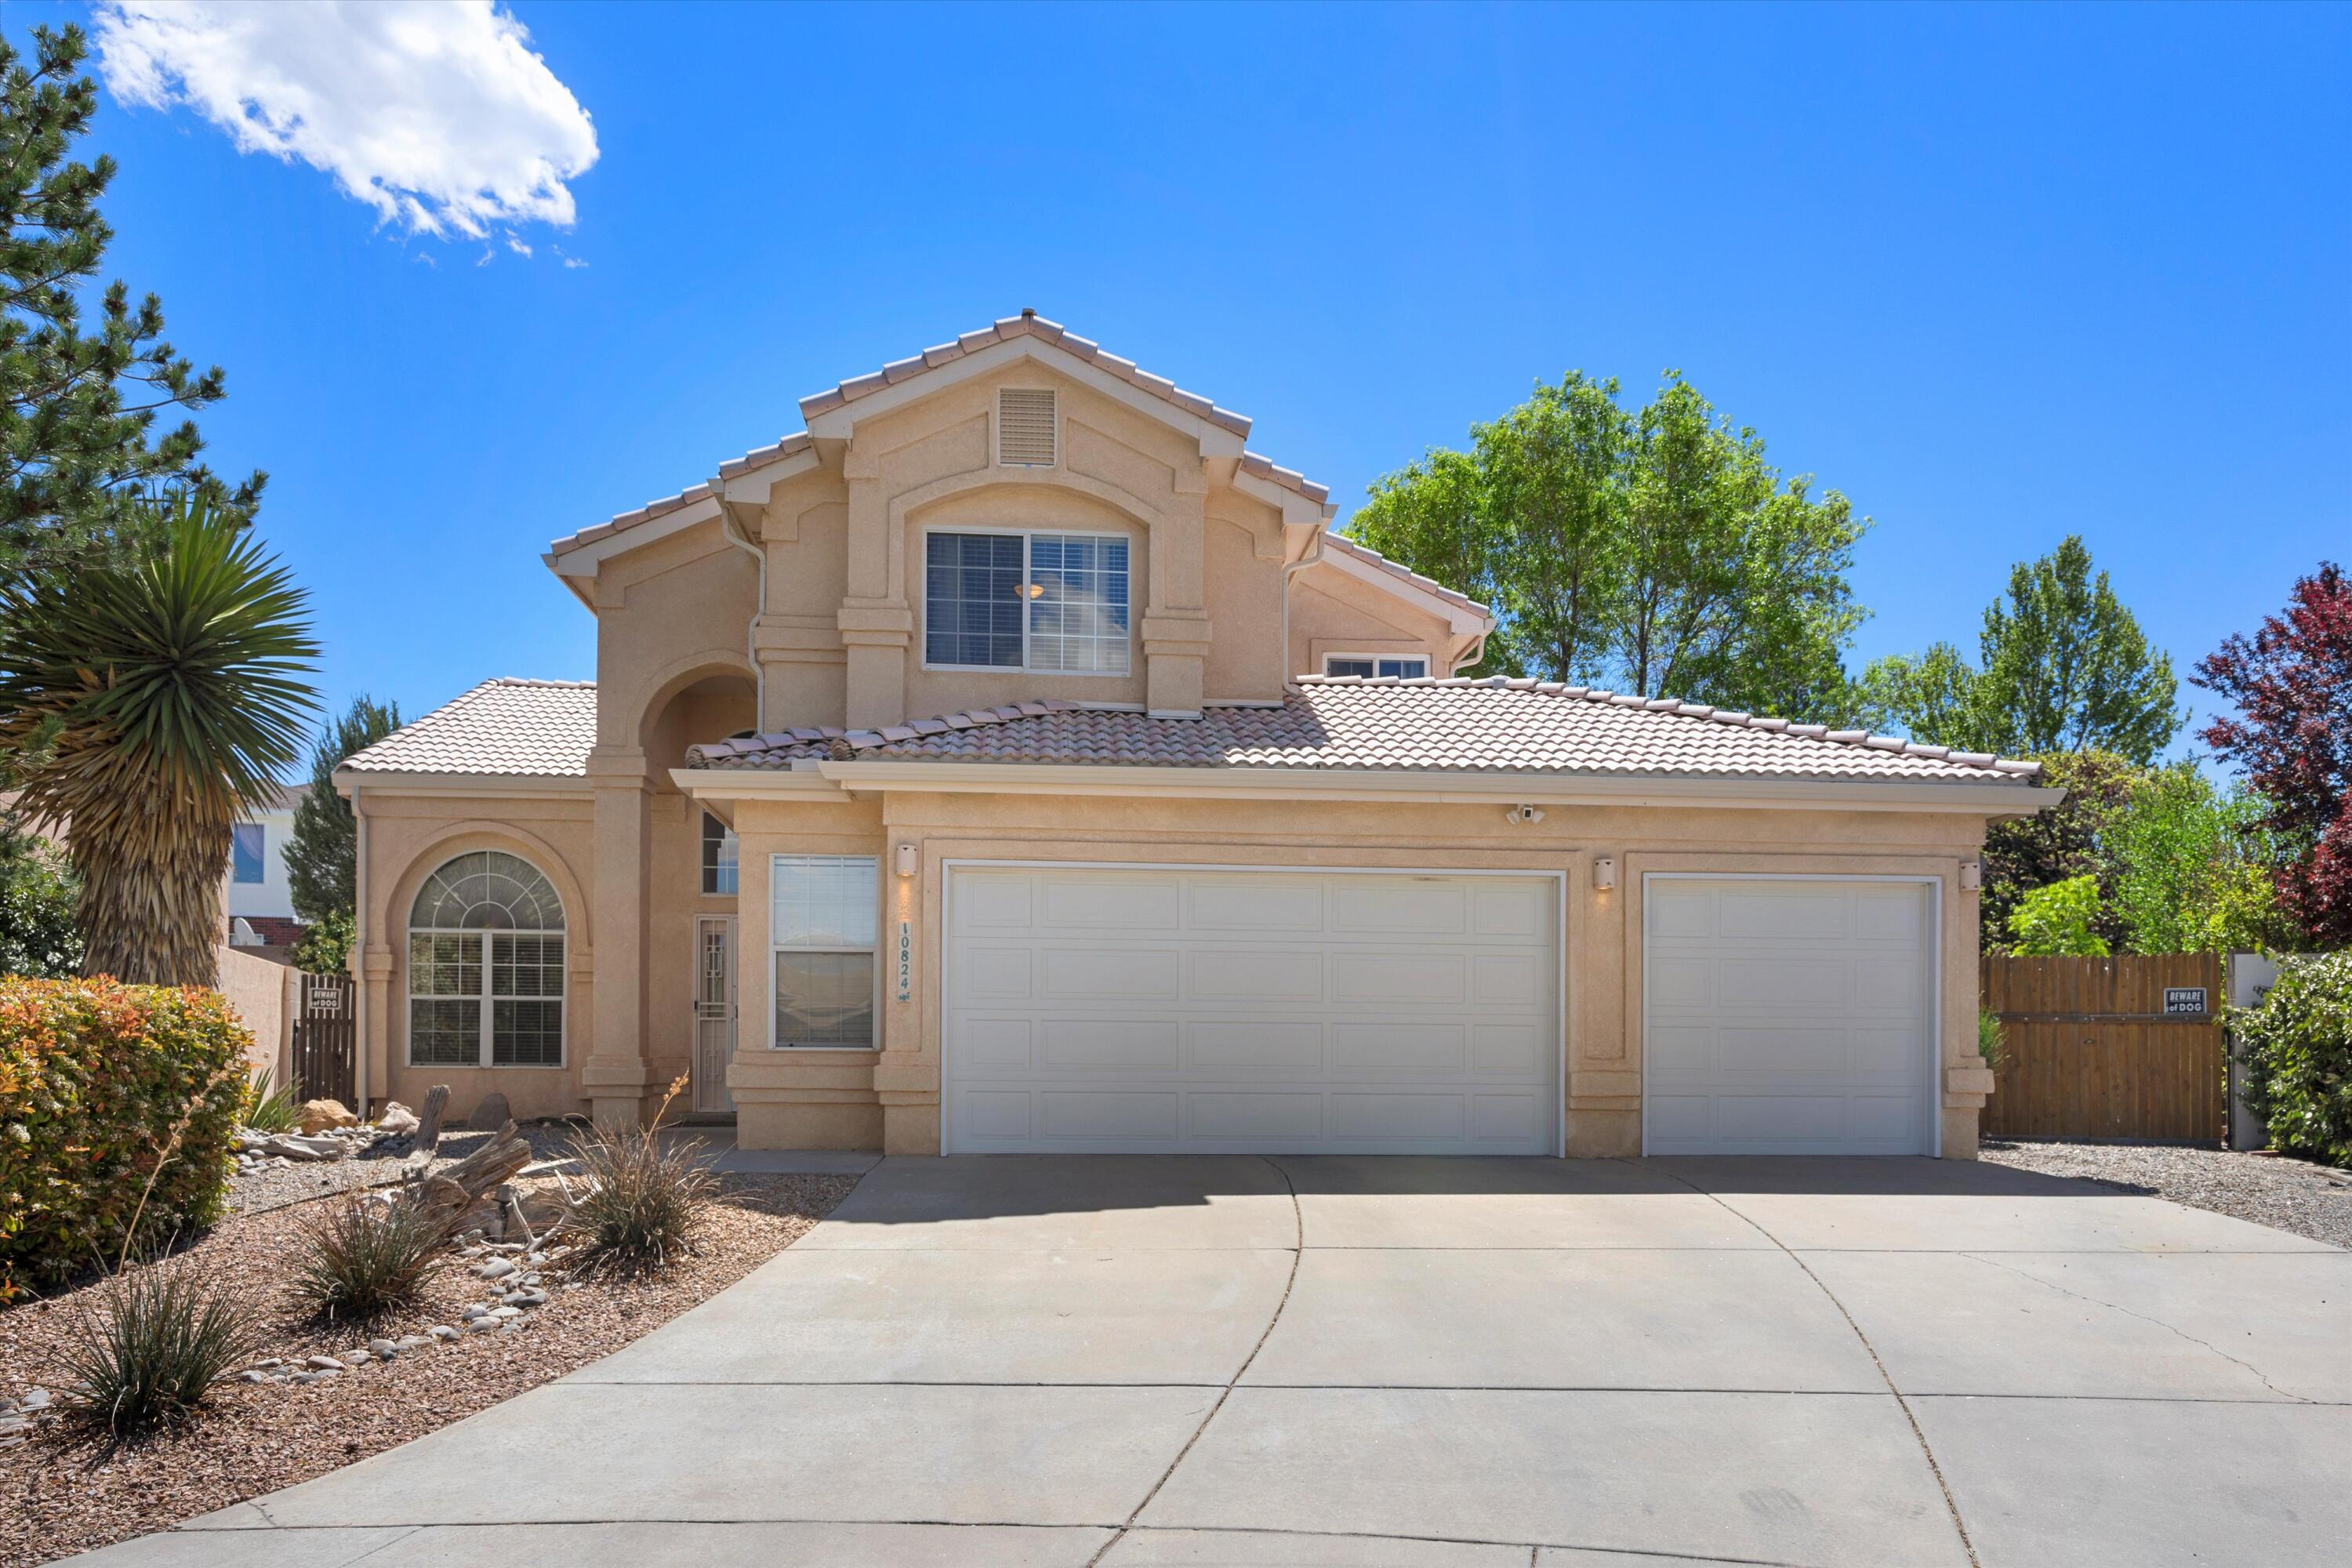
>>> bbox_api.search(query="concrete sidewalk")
[75,1155,2352,1567]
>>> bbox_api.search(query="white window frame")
[1323,653,1430,680]
[700,810,739,896]
[919,525,1133,677]
[405,930,568,1070]
[768,853,882,1051]
[230,822,267,884]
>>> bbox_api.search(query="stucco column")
[583,746,654,1126]
[1142,473,1212,717]
[873,821,938,1153]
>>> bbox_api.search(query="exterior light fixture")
[1505,804,1545,825]
[1592,856,1617,891]
[895,844,918,878]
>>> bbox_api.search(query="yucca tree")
[0,494,317,985]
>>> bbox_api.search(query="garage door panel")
[1041,948,1178,1002]
[1188,948,1323,1003]
[1040,1090,1178,1141]
[1189,1020,1323,1072]
[1038,1018,1178,1073]
[1330,952,1465,1005]
[957,947,1033,1001]
[1330,882,1467,935]
[946,868,1558,1155]
[1646,879,1933,1156]
[1039,876,1179,931]
[1329,1021,1468,1075]
[1189,880,1322,931]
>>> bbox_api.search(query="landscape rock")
[428,1325,460,1341]
[375,1102,420,1135]
[465,1317,499,1334]
[303,1356,347,1372]
[502,1288,548,1307]
[299,1098,358,1134]
[465,1091,511,1131]
[473,1257,517,1280]
[368,1338,397,1356]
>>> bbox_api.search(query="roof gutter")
[671,760,2060,817]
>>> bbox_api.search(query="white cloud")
[505,234,532,258]
[95,1,597,241]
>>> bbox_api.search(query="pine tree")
[1,24,262,578]
[286,696,404,927]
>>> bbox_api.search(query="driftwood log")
[399,1120,532,1233]
[413,1084,452,1156]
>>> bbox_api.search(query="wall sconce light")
[1504,804,1545,825]
[1592,856,1617,891]
[894,843,918,878]
[1960,861,1982,891]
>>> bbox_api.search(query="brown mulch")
[0,1171,859,1567]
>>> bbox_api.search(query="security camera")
[1505,804,1545,825]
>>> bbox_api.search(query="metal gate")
[290,971,356,1107]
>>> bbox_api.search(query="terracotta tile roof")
[687,677,2042,783]
[547,434,813,559]
[1321,532,1490,619]
[547,313,1340,557]
[800,312,1255,440]
[343,679,597,779]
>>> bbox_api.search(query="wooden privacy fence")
[1980,953,2226,1142]
[289,971,356,1107]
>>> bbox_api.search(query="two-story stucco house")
[338,313,2046,1160]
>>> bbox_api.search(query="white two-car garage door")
[944,866,1559,1155]
[1643,877,1937,1156]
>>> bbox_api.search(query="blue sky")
[25,2,2350,755]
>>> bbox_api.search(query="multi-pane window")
[701,811,739,895]
[771,855,877,1049]
[407,851,566,1068]
[230,822,266,884]
[924,530,1131,675]
[1324,655,1428,679]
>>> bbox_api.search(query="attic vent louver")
[996,387,1057,466]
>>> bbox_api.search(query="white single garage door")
[1643,877,1936,1156]
[944,866,1559,1154]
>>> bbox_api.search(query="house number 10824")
[895,920,912,1003]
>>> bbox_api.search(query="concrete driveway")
[82,1156,2350,1567]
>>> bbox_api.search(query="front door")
[693,916,736,1115]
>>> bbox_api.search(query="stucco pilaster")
[584,746,653,1126]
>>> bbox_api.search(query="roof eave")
[678,759,2051,815]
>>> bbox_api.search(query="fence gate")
[1980,953,2226,1142]
[290,970,356,1107]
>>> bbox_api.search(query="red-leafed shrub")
[0,978,249,1295]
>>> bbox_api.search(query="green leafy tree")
[2007,874,2110,956]
[289,907,353,975]
[0,494,317,985]
[1348,371,1867,718]
[285,695,402,927]
[0,25,262,578]
[0,820,78,976]
[2108,766,2291,954]
[1860,537,2180,763]
[1978,750,2135,950]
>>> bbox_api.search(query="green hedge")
[2236,952,2352,1169]
[0,977,249,1294]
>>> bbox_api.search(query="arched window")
[407,851,565,1068]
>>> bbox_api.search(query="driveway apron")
[67,1155,2351,1567]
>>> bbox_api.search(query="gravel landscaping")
[0,1166,858,1567]
[1981,1138,2352,1250]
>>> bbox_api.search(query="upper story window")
[230,822,267,884]
[1325,655,1428,680]
[701,811,739,895]
[924,529,1131,676]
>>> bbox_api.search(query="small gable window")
[1326,655,1428,680]
[924,529,1131,676]
[996,387,1057,466]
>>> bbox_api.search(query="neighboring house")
[337,311,2050,1158]
[224,783,307,949]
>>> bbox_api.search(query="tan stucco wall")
[704,787,1994,1160]
[1288,568,1456,678]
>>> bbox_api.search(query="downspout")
[1280,524,1329,681]
[350,782,368,1114]
[717,486,768,724]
